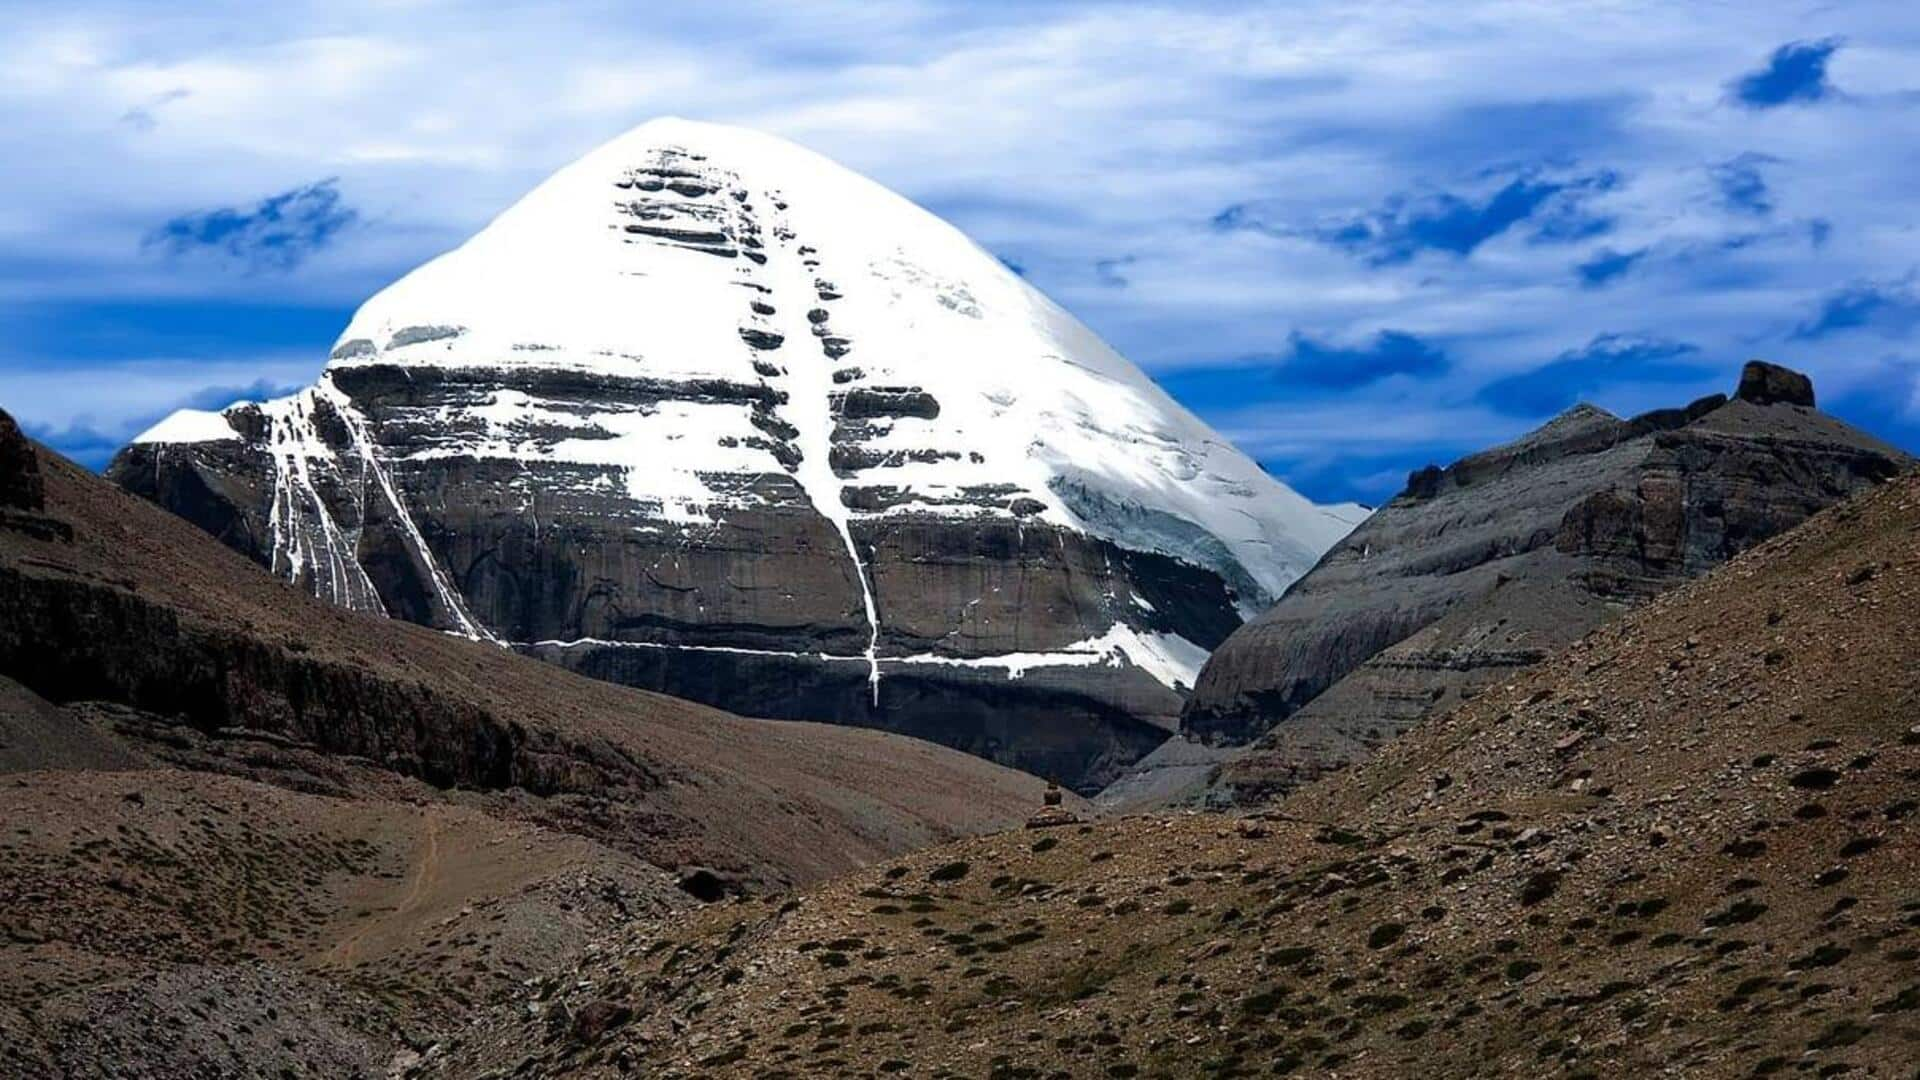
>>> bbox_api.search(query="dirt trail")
[326,808,442,969]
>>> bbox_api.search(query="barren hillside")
[433,469,1920,1078]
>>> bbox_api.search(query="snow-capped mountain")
[111,118,1362,790]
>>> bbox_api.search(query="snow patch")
[891,623,1210,691]
[132,409,238,445]
[521,621,1209,694]
[252,390,385,617]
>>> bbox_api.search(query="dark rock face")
[110,391,1228,792]
[1170,363,1910,802]
[537,643,1181,790]
[1736,359,1815,408]
[0,563,653,798]
[0,409,44,512]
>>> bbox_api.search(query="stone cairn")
[1024,780,1080,829]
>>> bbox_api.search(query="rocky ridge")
[1115,362,1910,807]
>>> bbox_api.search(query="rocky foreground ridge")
[1107,361,1910,807]
[109,118,1360,793]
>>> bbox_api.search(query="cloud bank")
[0,1,1916,502]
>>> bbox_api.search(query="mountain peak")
[598,115,825,159]
[1520,400,1624,445]
[1550,401,1619,424]
[113,120,1358,791]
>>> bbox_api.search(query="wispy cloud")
[119,87,191,132]
[144,179,357,272]
[1093,255,1136,288]
[1710,153,1777,216]
[1283,330,1448,390]
[1728,38,1844,109]
[1792,275,1920,341]
[1480,334,1708,417]
[1225,165,1620,266]
[1576,248,1646,288]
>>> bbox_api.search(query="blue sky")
[1,1,1916,505]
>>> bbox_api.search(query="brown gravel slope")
[0,765,686,1079]
[0,417,1051,890]
[438,470,1920,1078]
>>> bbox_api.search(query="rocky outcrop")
[108,119,1358,792]
[0,410,68,546]
[0,409,44,512]
[1736,360,1815,407]
[0,566,642,796]
[1139,362,1910,805]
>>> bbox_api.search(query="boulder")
[569,1000,632,1044]
[1736,360,1816,408]
[675,867,734,904]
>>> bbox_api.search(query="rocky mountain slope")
[426,465,1920,1079]
[1110,362,1909,807]
[1,407,1049,889]
[0,762,684,1078]
[1,408,1070,1076]
[108,118,1361,792]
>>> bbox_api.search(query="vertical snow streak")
[757,199,883,701]
[316,377,495,643]
[261,394,386,616]
[810,501,882,701]
[845,522,884,703]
